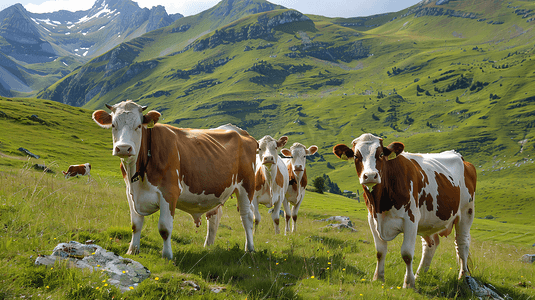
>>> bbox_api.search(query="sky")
[0,0,423,18]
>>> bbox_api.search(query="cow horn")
[105,104,113,110]
[141,105,148,111]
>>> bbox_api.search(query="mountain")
[0,0,183,97]
[3,0,535,226]
[36,0,535,182]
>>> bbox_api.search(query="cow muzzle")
[262,156,275,165]
[360,171,380,190]
[294,165,304,173]
[114,144,135,158]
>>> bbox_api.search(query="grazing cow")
[333,133,476,288]
[62,163,91,179]
[253,135,289,234]
[280,143,318,234]
[92,100,257,260]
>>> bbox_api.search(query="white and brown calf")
[280,142,317,234]
[92,100,257,260]
[253,135,289,234]
[334,133,476,288]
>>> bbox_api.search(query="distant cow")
[92,100,257,260]
[253,135,289,234]
[333,133,476,288]
[62,163,91,179]
[280,143,318,234]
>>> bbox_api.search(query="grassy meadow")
[0,165,534,299]
[1,97,534,299]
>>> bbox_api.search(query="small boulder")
[33,164,54,173]
[521,254,535,263]
[35,241,150,292]
[320,216,356,232]
[18,147,40,159]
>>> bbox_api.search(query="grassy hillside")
[0,97,119,177]
[37,0,535,175]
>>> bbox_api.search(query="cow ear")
[143,110,161,128]
[333,144,354,160]
[281,148,292,157]
[306,145,318,156]
[383,142,404,159]
[92,110,112,129]
[277,136,288,148]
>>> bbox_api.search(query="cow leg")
[290,197,304,233]
[236,189,255,252]
[416,234,440,278]
[126,193,144,256]
[282,199,292,235]
[455,203,475,279]
[204,205,223,247]
[252,196,261,234]
[401,223,418,289]
[368,214,387,282]
[158,197,174,260]
[270,192,283,234]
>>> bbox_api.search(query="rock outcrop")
[35,241,151,293]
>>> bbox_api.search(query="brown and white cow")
[62,163,91,179]
[280,143,318,234]
[253,135,289,234]
[92,100,258,260]
[333,133,476,288]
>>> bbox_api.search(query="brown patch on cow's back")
[435,172,460,221]
[154,126,255,199]
[419,192,434,212]
[409,158,432,210]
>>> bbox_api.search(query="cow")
[92,100,258,260]
[333,133,476,288]
[252,135,289,234]
[280,143,318,234]
[62,163,91,179]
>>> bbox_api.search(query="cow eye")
[380,153,384,158]
[137,125,141,130]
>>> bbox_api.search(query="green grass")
[0,167,533,299]
[0,97,119,177]
[0,97,534,299]
[3,1,535,296]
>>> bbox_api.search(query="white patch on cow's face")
[257,136,279,170]
[288,144,307,173]
[110,102,144,160]
[352,133,383,189]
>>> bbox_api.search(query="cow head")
[281,143,318,174]
[92,100,160,160]
[257,135,288,169]
[333,133,404,190]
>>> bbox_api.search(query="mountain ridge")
[0,0,184,97]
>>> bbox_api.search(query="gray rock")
[35,241,150,293]
[18,147,39,159]
[464,276,507,300]
[521,254,535,263]
[320,216,356,231]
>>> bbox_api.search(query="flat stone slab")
[35,241,150,292]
